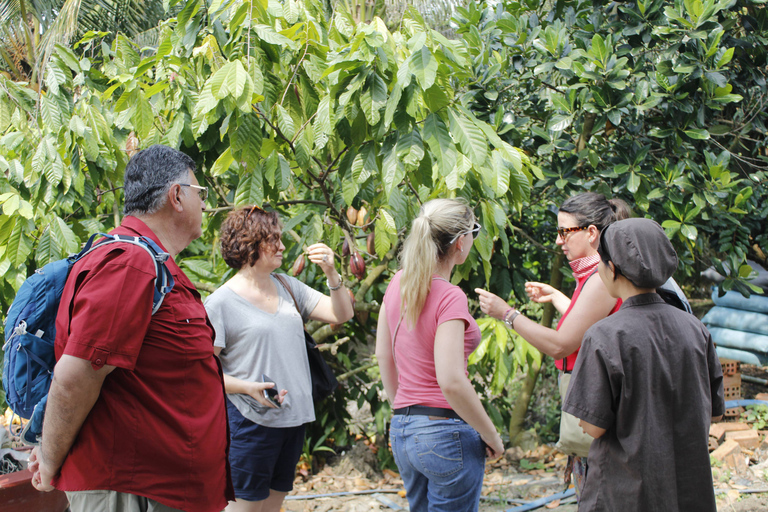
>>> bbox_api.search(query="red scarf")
[569,254,600,280]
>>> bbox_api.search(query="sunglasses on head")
[246,204,265,220]
[450,222,482,244]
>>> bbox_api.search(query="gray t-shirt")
[204,273,323,428]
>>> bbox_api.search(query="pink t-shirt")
[383,270,481,410]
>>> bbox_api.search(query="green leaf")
[234,166,264,206]
[739,264,754,279]
[275,104,296,140]
[211,148,234,176]
[684,129,710,140]
[254,24,297,49]
[6,218,32,267]
[409,46,438,90]
[360,72,387,125]
[132,95,155,139]
[373,220,392,259]
[716,47,734,68]
[36,229,60,266]
[423,114,456,177]
[627,171,641,193]
[1,193,20,216]
[448,109,487,167]
[486,150,511,196]
[51,216,80,254]
[591,34,608,66]
[680,224,697,241]
[423,83,450,113]
[382,140,406,198]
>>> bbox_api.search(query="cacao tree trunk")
[508,252,565,444]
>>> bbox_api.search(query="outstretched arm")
[476,276,616,360]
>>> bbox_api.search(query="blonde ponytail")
[399,199,474,327]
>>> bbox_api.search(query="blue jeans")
[390,414,486,512]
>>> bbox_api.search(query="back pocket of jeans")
[414,430,463,477]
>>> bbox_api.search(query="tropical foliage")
[0,0,532,452]
[1,0,766,452]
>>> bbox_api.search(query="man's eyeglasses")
[179,183,208,201]
[556,226,588,239]
[450,222,482,244]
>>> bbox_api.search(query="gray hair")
[123,145,196,216]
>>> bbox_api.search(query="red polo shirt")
[53,216,233,512]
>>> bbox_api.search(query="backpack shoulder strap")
[72,233,175,314]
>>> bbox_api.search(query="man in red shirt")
[29,145,234,512]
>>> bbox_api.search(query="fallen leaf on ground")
[545,499,561,509]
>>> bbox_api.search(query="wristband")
[502,308,513,323]
[327,278,343,291]
[505,310,521,330]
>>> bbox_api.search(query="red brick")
[726,430,760,450]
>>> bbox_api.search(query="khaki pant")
[65,490,187,512]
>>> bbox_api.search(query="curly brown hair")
[220,206,282,269]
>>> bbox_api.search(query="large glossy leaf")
[448,108,487,168]
[422,114,456,176]
[409,45,438,90]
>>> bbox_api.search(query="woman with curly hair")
[204,205,354,512]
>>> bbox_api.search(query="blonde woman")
[375,199,504,512]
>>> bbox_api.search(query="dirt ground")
[281,440,768,511]
[282,363,768,511]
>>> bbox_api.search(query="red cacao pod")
[347,288,356,310]
[366,232,375,255]
[342,238,350,257]
[355,310,369,325]
[292,255,306,276]
[349,253,366,280]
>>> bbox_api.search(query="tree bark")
[508,252,565,445]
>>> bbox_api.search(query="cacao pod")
[349,253,366,280]
[292,255,306,276]
[346,207,358,224]
[356,310,369,325]
[347,288,356,310]
[342,238,350,257]
[366,232,375,255]
[356,206,368,226]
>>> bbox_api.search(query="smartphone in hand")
[261,374,281,407]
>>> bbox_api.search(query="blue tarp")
[715,346,768,366]
[702,306,768,336]
[712,289,768,315]
[709,327,768,354]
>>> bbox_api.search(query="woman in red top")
[476,192,629,495]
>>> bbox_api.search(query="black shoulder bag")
[274,274,339,402]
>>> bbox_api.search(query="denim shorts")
[227,399,305,502]
[389,414,486,511]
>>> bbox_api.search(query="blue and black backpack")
[2,233,174,445]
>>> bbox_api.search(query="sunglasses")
[179,183,208,201]
[246,204,265,220]
[556,226,588,239]
[450,222,482,244]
